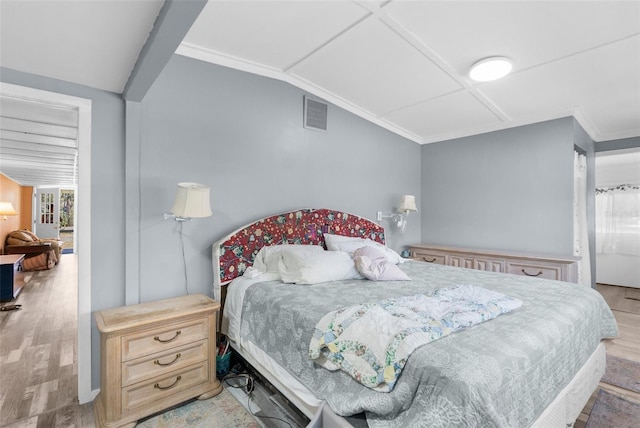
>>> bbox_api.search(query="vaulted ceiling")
[1,1,639,188]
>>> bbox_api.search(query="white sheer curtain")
[573,151,591,286]
[595,184,640,256]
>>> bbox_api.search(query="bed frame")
[211,208,606,427]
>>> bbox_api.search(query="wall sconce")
[0,202,18,221]
[164,182,213,222]
[164,182,212,295]
[377,195,418,234]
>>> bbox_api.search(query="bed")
[212,208,618,427]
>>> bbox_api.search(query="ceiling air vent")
[303,96,328,131]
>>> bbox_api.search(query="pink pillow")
[353,247,410,281]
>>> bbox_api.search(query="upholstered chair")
[4,230,63,271]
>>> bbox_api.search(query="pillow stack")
[247,235,410,284]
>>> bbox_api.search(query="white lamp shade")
[397,195,417,213]
[171,183,212,218]
[0,202,18,216]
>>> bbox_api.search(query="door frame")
[0,83,93,403]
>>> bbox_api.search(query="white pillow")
[353,247,410,281]
[278,250,362,284]
[253,244,324,273]
[323,233,405,264]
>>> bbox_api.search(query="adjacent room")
[1,1,639,427]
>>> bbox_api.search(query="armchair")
[4,230,63,271]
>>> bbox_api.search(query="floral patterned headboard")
[212,208,385,299]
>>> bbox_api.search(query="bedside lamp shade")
[397,195,417,213]
[170,182,212,219]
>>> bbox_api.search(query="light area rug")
[136,388,261,428]
[601,355,640,393]
[585,389,640,428]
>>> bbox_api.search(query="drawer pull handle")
[521,269,543,277]
[154,353,181,366]
[422,257,437,263]
[154,330,181,343]
[154,375,181,390]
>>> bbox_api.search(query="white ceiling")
[0,95,79,188]
[1,1,639,187]
[179,0,640,144]
[0,0,163,187]
[0,0,164,94]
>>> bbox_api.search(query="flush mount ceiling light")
[469,57,513,82]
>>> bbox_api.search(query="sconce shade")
[0,202,18,217]
[171,183,212,219]
[398,195,417,213]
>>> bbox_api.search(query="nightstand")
[93,294,223,428]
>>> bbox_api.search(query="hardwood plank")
[0,255,78,427]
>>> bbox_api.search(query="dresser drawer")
[474,257,505,273]
[122,339,208,387]
[121,318,208,362]
[122,362,209,413]
[506,262,561,281]
[411,250,446,265]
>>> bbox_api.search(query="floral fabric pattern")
[217,209,385,284]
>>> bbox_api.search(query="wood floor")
[1,261,638,427]
[574,283,640,428]
[0,255,94,427]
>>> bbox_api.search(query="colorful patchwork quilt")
[309,285,522,391]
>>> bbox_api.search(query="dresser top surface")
[410,244,580,262]
[95,293,219,333]
[0,254,25,265]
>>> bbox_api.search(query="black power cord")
[222,373,293,428]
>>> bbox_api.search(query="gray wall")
[420,118,576,255]
[135,55,421,301]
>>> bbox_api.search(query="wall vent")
[303,96,328,131]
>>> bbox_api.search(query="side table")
[0,254,25,301]
[93,293,223,427]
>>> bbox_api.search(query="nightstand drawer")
[122,362,208,413]
[121,318,208,362]
[122,339,209,387]
[506,262,561,281]
[411,250,446,265]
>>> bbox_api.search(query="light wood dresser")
[409,244,580,283]
[93,294,223,428]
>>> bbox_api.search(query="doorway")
[34,187,61,240]
[595,147,640,289]
[0,82,92,403]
